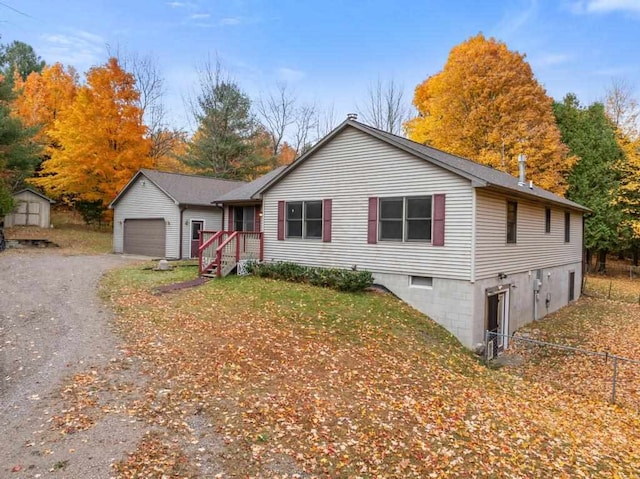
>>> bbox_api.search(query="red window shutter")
[254,206,261,232]
[323,199,332,242]
[433,194,446,246]
[277,201,285,240]
[367,197,378,244]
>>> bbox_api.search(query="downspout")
[179,206,186,259]
[470,188,477,284]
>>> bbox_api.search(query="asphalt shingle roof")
[215,166,287,202]
[112,169,246,207]
[258,120,588,212]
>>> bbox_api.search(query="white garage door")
[123,219,166,257]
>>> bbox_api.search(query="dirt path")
[0,253,147,478]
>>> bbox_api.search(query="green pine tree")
[0,75,41,217]
[554,94,624,272]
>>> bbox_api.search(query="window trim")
[285,200,323,240]
[506,201,517,244]
[378,196,433,243]
[410,275,433,289]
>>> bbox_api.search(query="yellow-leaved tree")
[605,80,640,263]
[33,58,152,220]
[405,34,572,194]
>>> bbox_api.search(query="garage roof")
[110,169,246,208]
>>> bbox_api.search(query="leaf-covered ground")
[583,274,640,303]
[504,295,640,409]
[98,264,640,478]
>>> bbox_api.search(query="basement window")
[410,276,433,289]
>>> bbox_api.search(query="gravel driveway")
[0,253,146,478]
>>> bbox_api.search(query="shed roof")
[258,120,589,212]
[110,169,245,208]
[13,188,55,204]
[215,166,287,203]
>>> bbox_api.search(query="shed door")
[123,219,166,257]
[13,201,42,226]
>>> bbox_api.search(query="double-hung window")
[286,201,322,239]
[379,196,432,242]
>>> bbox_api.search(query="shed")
[3,188,55,228]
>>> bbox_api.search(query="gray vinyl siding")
[475,189,583,280]
[181,207,223,258]
[113,176,180,258]
[262,127,473,280]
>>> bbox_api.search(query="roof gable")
[258,120,588,212]
[110,169,246,208]
[13,188,55,204]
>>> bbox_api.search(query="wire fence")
[485,331,640,410]
[583,262,640,304]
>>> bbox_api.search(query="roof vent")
[346,113,358,121]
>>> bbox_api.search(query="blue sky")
[2,0,639,131]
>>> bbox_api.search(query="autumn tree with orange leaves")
[405,34,572,194]
[33,58,152,221]
[12,63,78,154]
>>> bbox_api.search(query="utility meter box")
[533,279,542,292]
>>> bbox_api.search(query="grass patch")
[103,266,640,478]
[4,207,112,254]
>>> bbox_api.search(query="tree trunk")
[633,247,639,267]
[597,250,607,273]
[585,249,592,273]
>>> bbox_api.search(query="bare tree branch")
[357,78,410,135]
[255,83,297,157]
[292,103,318,155]
[605,78,639,138]
[109,46,181,161]
[316,102,337,139]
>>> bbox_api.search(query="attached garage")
[123,219,166,256]
[110,169,245,258]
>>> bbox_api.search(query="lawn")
[3,207,112,254]
[98,264,640,478]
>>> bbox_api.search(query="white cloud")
[166,1,195,8]
[39,30,105,71]
[277,67,305,83]
[219,17,242,26]
[493,0,539,39]
[570,0,640,14]
[190,13,210,19]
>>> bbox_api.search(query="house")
[110,169,244,258]
[250,119,588,350]
[3,188,55,228]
